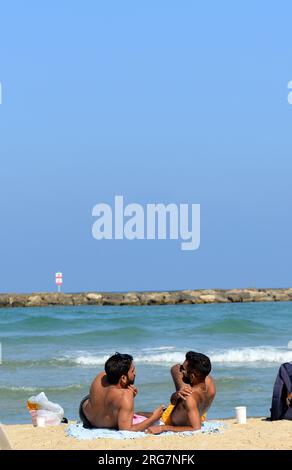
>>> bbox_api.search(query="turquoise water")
[1,302,292,424]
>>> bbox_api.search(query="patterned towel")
[66,421,225,440]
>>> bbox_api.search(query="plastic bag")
[29,409,62,426]
[27,392,64,426]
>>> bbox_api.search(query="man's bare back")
[79,353,164,432]
[82,372,132,429]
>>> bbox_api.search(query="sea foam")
[65,346,292,367]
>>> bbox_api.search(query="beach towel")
[66,421,225,440]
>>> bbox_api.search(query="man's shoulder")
[110,388,134,410]
[90,372,106,391]
[92,371,106,385]
[108,387,133,401]
[120,388,134,400]
[206,375,216,396]
[206,374,215,386]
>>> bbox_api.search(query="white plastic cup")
[36,416,46,428]
[235,406,247,424]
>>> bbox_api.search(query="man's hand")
[176,385,192,401]
[128,385,138,397]
[151,405,164,421]
[146,425,164,435]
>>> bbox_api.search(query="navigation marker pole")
[55,272,63,293]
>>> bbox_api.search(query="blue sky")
[0,1,292,293]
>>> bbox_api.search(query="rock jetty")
[0,288,292,308]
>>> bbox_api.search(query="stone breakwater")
[1,288,292,308]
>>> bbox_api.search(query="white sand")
[2,418,292,450]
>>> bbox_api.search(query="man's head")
[105,352,136,387]
[180,351,211,385]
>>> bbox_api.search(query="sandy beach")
[2,418,292,450]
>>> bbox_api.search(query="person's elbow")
[118,424,134,432]
[192,425,201,431]
[171,364,180,375]
[190,422,201,431]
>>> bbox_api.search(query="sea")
[1,301,292,424]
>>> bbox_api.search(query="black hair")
[185,351,211,379]
[105,352,133,385]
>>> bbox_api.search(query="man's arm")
[170,364,192,404]
[171,365,216,413]
[147,394,201,434]
[203,376,216,414]
[171,364,184,391]
[117,391,164,432]
[170,386,193,405]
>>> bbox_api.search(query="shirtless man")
[79,352,164,431]
[147,351,215,434]
[170,354,216,414]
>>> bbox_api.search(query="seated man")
[147,351,215,434]
[79,352,164,431]
[169,354,216,418]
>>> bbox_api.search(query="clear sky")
[1,1,292,293]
